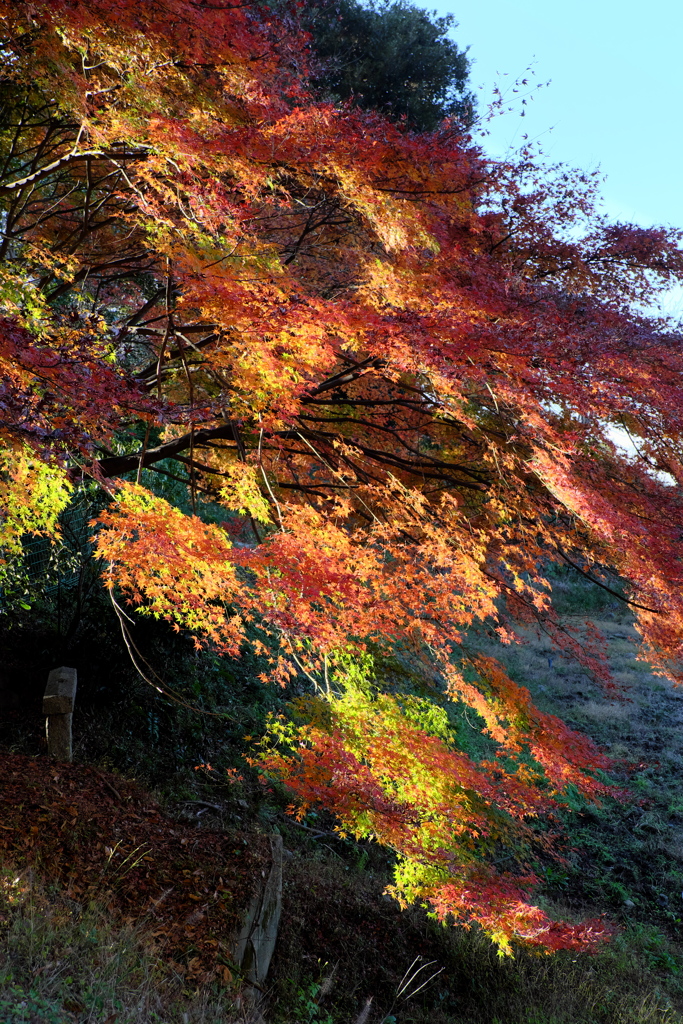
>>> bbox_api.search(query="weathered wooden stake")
[233,834,283,1003]
[43,667,77,761]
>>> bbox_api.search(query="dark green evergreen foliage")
[304,0,474,130]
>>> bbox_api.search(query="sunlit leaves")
[260,651,614,954]
[0,444,71,556]
[96,483,243,652]
[219,463,272,525]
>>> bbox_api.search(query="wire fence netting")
[12,498,99,597]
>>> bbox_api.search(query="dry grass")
[576,699,632,723]
[476,606,683,780]
[0,864,253,1024]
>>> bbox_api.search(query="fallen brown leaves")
[0,753,268,985]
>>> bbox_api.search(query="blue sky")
[427,0,683,231]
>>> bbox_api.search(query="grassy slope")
[2,572,683,1022]
[482,577,683,931]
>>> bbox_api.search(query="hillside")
[3,575,683,1023]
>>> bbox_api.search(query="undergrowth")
[267,853,683,1024]
[0,867,243,1024]
[2,855,682,1024]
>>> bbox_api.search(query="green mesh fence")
[21,499,97,595]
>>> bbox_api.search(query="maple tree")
[2,0,683,953]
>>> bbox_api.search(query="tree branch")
[556,547,662,614]
[0,147,149,196]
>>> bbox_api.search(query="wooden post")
[233,834,282,1004]
[43,667,77,761]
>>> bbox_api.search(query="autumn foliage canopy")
[3,0,683,953]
